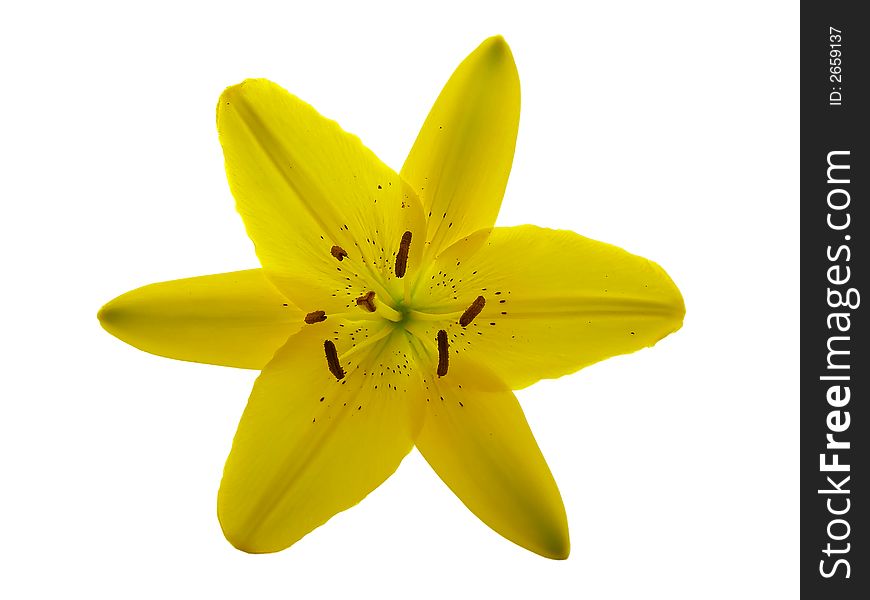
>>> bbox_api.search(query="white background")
[1,1,798,598]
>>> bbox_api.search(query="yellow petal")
[218,324,424,553]
[413,225,685,389]
[217,79,426,311]
[414,356,569,559]
[98,270,301,369]
[402,36,520,259]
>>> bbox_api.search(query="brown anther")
[330,245,348,261]
[304,310,327,324]
[459,295,486,327]
[355,291,376,313]
[436,329,449,377]
[324,340,345,380]
[394,231,412,278]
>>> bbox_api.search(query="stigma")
[355,291,377,312]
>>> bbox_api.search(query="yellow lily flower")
[98,36,684,560]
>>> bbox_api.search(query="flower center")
[305,229,492,381]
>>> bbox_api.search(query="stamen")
[355,291,376,312]
[394,231,412,278]
[305,310,327,324]
[330,245,348,261]
[324,340,345,380]
[436,329,449,377]
[459,296,486,327]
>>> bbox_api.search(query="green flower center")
[309,229,487,381]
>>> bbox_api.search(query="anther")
[355,291,376,312]
[305,310,327,324]
[394,231,412,278]
[331,245,348,261]
[436,329,449,377]
[459,296,486,327]
[324,340,345,380]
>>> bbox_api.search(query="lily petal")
[98,270,301,369]
[414,357,569,559]
[402,36,520,259]
[218,79,426,310]
[218,325,424,553]
[415,225,685,389]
